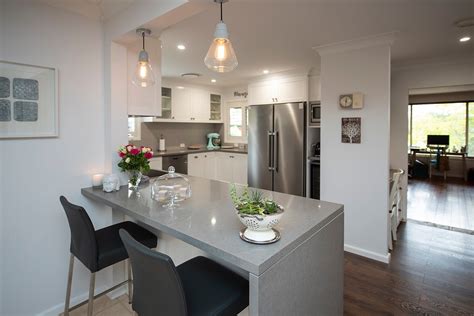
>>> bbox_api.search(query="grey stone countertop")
[81,176,343,276]
[152,147,247,157]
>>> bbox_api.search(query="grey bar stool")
[60,196,157,316]
[119,229,249,316]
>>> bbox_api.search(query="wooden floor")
[345,222,474,315]
[407,178,474,233]
[67,223,474,316]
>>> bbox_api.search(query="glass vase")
[127,170,142,191]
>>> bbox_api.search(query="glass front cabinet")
[210,94,221,121]
[160,87,172,119]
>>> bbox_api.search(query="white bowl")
[237,207,284,242]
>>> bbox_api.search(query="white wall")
[0,1,4,312]
[391,58,474,216]
[0,2,111,315]
[318,39,392,262]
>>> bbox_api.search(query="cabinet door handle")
[229,155,234,158]
[194,156,198,158]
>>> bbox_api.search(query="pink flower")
[130,148,140,155]
[144,152,153,159]
[119,152,125,158]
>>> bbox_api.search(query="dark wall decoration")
[341,117,361,144]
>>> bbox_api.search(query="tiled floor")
[407,178,474,233]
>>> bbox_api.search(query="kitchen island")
[82,176,344,315]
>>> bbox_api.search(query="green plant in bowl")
[230,184,281,216]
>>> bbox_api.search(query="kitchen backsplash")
[131,121,224,150]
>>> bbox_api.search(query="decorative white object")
[204,0,238,73]
[352,92,364,109]
[238,209,284,242]
[151,166,191,208]
[159,134,166,151]
[0,60,58,138]
[103,174,120,193]
[91,174,104,187]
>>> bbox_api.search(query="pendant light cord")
[220,1,223,21]
[142,31,145,50]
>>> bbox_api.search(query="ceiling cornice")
[313,32,398,56]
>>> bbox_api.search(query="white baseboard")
[344,244,391,263]
[107,284,128,300]
[36,285,107,316]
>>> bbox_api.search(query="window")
[229,107,243,137]
[225,101,248,143]
[408,102,473,156]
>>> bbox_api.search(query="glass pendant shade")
[132,50,155,88]
[204,21,238,73]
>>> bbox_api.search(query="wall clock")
[339,94,353,108]
[339,93,364,109]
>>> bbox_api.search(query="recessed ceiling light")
[211,79,217,83]
[177,44,186,50]
[176,86,184,89]
[459,36,471,42]
[263,69,269,74]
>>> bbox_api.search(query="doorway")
[407,100,474,233]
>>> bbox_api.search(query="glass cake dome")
[151,166,191,208]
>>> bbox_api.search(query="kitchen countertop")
[81,176,343,276]
[153,147,247,157]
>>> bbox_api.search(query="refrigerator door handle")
[268,131,275,171]
[275,131,279,172]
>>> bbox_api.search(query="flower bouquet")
[118,145,153,190]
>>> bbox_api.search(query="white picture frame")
[0,60,58,138]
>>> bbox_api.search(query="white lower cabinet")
[187,152,216,179]
[149,157,163,170]
[187,152,247,185]
[215,152,248,185]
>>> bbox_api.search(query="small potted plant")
[230,185,284,243]
[118,145,153,190]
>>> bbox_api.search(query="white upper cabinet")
[171,87,188,120]
[190,88,210,121]
[158,80,223,123]
[127,38,162,116]
[248,81,276,105]
[248,75,308,105]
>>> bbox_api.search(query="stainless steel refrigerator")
[248,102,306,196]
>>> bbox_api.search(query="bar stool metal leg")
[87,272,96,316]
[64,254,75,316]
[127,259,133,304]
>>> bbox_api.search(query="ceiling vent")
[181,73,202,79]
[454,17,474,28]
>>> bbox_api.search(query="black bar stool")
[119,229,249,316]
[60,196,157,316]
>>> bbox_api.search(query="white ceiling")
[35,0,135,20]
[159,0,474,87]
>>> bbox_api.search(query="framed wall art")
[0,60,58,138]
[341,117,361,144]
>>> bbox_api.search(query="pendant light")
[132,28,155,88]
[204,0,238,73]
